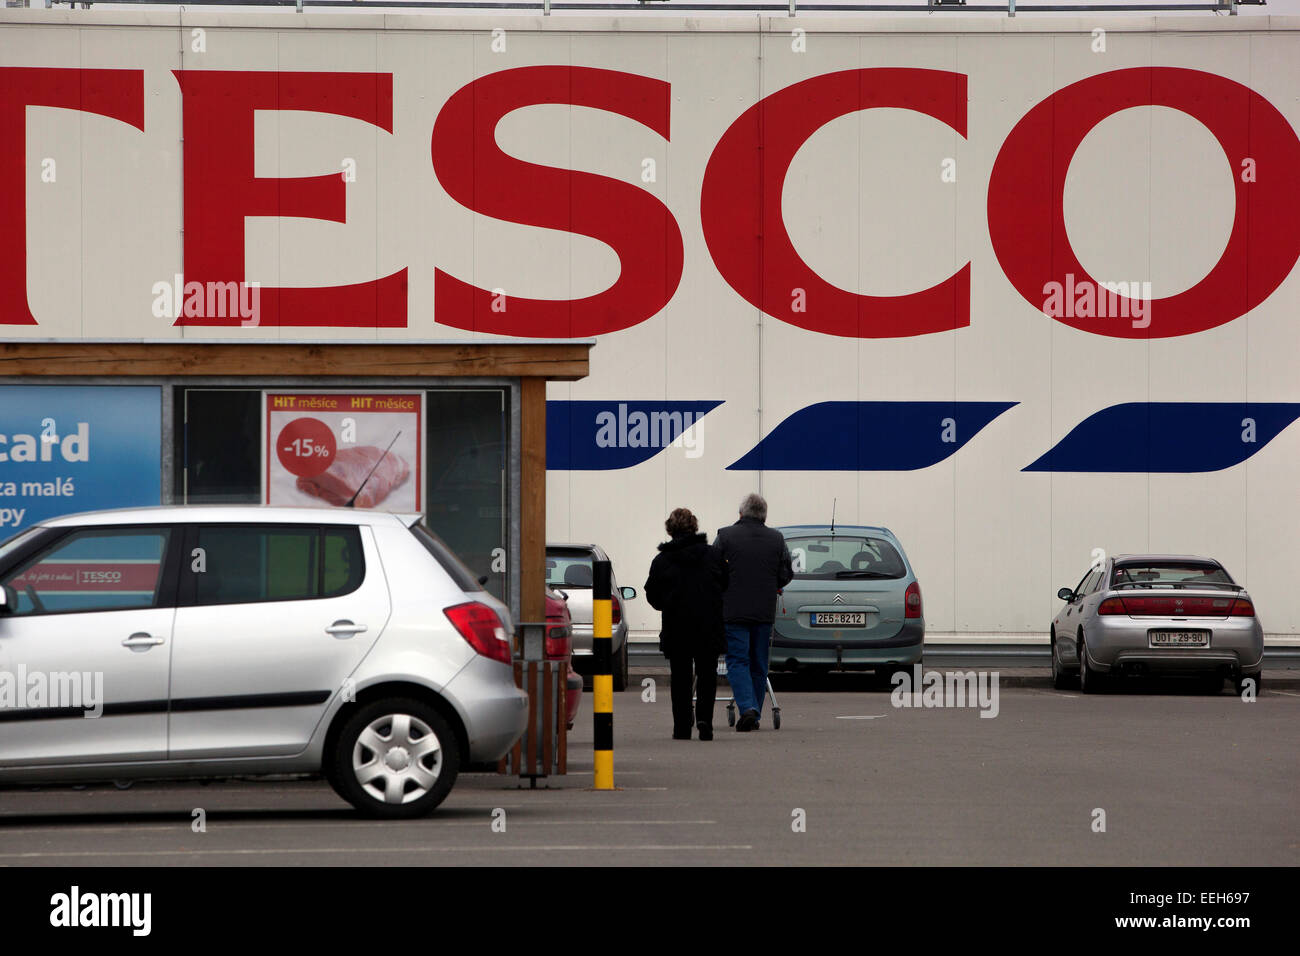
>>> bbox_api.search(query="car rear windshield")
[411,522,484,592]
[547,549,594,589]
[1111,562,1236,588]
[786,536,907,580]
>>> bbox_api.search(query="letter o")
[988,67,1300,338]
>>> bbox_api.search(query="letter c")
[701,68,970,339]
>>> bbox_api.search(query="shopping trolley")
[694,658,782,730]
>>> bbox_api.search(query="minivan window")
[2,527,171,616]
[189,525,364,606]
[786,536,906,580]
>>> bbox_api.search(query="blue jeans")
[724,623,772,717]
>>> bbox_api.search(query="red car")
[546,586,583,729]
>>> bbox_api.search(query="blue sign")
[1024,402,1300,473]
[728,401,1017,471]
[0,386,162,532]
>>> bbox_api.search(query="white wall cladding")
[2,12,1297,639]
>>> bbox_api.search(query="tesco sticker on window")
[264,392,422,512]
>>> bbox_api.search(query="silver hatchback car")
[0,506,527,818]
[1051,554,1264,694]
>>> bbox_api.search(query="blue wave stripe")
[1024,402,1300,473]
[547,401,724,470]
[726,401,1017,471]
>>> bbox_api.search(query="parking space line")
[0,819,718,835]
[836,715,887,720]
[1271,690,1300,698]
[0,844,753,859]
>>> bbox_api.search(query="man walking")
[715,493,793,732]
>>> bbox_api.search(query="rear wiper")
[835,570,895,579]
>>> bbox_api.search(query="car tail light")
[905,581,922,619]
[1114,595,1232,616]
[1098,597,1127,615]
[1229,599,1255,617]
[611,595,622,626]
[445,602,512,664]
[544,620,572,660]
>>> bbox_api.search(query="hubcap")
[353,713,442,805]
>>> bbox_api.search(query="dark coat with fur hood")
[644,532,729,659]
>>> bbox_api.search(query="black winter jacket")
[644,533,729,659]
[714,516,794,624]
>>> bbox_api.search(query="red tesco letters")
[2,64,1297,338]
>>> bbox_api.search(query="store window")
[424,389,508,600]
[174,386,509,602]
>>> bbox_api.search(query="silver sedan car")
[545,544,636,691]
[1050,554,1264,694]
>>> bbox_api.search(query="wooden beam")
[519,376,548,629]
[0,340,590,381]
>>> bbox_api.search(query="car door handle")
[325,621,368,638]
[121,633,165,648]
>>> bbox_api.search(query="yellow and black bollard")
[592,559,614,790]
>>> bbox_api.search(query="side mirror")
[1057,587,1075,602]
[477,575,489,587]
[620,586,637,601]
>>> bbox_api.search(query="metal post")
[592,560,614,790]
[1008,0,1015,15]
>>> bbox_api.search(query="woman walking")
[645,508,729,740]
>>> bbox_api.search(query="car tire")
[613,639,629,691]
[328,698,460,819]
[1233,672,1262,697]
[1050,632,1071,690]
[1078,633,1105,694]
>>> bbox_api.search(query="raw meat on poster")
[297,446,410,508]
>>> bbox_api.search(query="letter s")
[431,66,684,337]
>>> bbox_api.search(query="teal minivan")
[771,525,924,674]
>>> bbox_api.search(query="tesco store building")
[1,10,1298,645]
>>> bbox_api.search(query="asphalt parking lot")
[1,668,1296,867]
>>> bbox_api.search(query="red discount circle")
[275,417,337,478]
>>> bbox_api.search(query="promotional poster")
[263,391,422,513]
